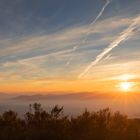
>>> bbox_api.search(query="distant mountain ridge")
[13,92,114,101]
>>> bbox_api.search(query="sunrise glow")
[119,82,132,91]
[0,0,139,99]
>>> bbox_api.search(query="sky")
[0,0,140,94]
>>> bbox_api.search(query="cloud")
[0,16,132,58]
[79,14,140,78]
[66,0,112,65]
[0,16,138,82]
[82,60,140,80]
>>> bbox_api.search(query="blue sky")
[0,0,139,38]
[0,0,140,93]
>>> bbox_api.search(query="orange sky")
[0,73,139,94]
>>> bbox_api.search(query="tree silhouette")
[0,103,140,140]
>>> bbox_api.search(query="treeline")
[0,103,140,140]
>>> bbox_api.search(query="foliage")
[0,103,140,140]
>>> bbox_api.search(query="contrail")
[66,0,112,65]
[79,14,140,78]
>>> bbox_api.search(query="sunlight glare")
[120,82,132,91]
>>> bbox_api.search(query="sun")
[119,82,132,91]
[115,74,137,92]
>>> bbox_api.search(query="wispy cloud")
[0,16,131,63]
[0,16,138,82]
[66,0,112,65]
[79,14,140,78]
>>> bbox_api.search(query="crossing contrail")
[66,0,112,65]
[79,14,140,78]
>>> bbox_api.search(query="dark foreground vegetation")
[0,103,140,140]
